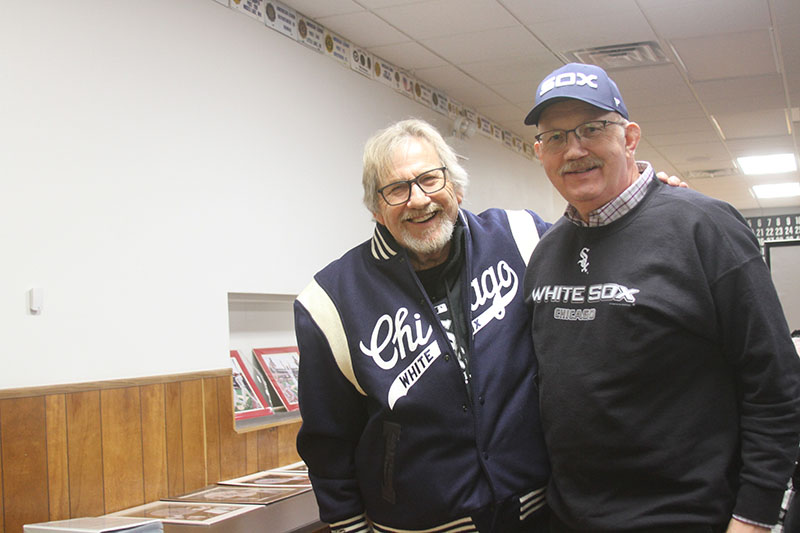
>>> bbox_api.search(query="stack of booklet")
[24,460,316,532]
[24,516,162,533]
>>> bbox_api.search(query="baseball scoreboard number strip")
[745,214,800,256]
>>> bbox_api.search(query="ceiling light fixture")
[736,154,797,175]
[751,182,800,199]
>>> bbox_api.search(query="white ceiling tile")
[643,131,722,147]
[639,118,717,136]
[634,145,681,178]
[772,0,800,26]
[609,64,696,108]
[629,102,708,123]
[357,0,431,8]
[638,0,770,39]
[778,25,800,100]
[420,26,541,65]
[687,176,760,207]
[670,30,777,81]
[714,108,789,139]
[726,135,796,157]
[751,196,800,210]
[503,0,640,25]
[366,41,448,69]
[317,11,410,47]
[460,57,557,86]
[411,65,505,108]
[374,0,520,40]
[693,74,786,115]
[475,104,528,122]
[678,159,740,174]
[277,0,364,19]
[659,141,732,165]
[490,80,536,107]
[529,11,656,53]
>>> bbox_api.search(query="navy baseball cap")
[524,63,629,126]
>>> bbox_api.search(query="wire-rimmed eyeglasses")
[535,120,626,153]
[377,166,448,206]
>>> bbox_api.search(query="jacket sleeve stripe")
[297,279,367,396]
[505,209,541,267]
[330,513,372,532]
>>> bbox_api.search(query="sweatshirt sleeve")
[294,299,371,529]
[709,226,800,525]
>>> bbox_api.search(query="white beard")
[398,215,455,257]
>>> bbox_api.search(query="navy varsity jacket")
[294,208,551,532]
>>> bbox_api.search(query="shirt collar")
[565,161,654,227]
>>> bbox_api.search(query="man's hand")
[656,171,689,188]
[726,517,770,532]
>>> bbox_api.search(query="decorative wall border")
[218,0,537,159]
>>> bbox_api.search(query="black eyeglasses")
[377,166,448,206]
[535,120,626,153]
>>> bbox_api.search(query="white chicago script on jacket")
[359,260,519,408]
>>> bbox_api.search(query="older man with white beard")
[294,118,551,533]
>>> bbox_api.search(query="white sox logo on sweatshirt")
[530,282,640,322]
[578,247,590,274]
[358,260,518,409]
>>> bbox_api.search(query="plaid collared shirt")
[565,161,654,227]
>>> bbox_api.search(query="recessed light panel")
[737,154,797,175]
[751,182,800,199]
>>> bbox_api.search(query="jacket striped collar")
[369,211,467,262]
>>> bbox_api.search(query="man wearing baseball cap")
[523,63,800,532]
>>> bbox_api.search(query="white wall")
[0,0,559,389]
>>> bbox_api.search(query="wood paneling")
[0,372,302,533]
[0,369,231,400]
[180,380,206,493]
[0,397,49,533]
[202,377,221,485]
[100,387,144,513]
[45,394,69,520]
[246,431,259,473]
[66,391,104,517]
[164,382,184,498]
[217,376,247,481]
[257,427,280,471]
[0,421,4,533]
[140,383,168,503]
[277,420,303,466]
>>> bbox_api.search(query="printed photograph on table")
[271,460,308,475]
[253,346,300,411]
[168,485,306,505]
[22,516,161,533]
[110,501,258,524]
[230,350,273,419]
[219,469,311,488]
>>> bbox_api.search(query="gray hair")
[362,119,469,213]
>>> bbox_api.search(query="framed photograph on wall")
[253,346,300,411]
[230,350,273,419]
